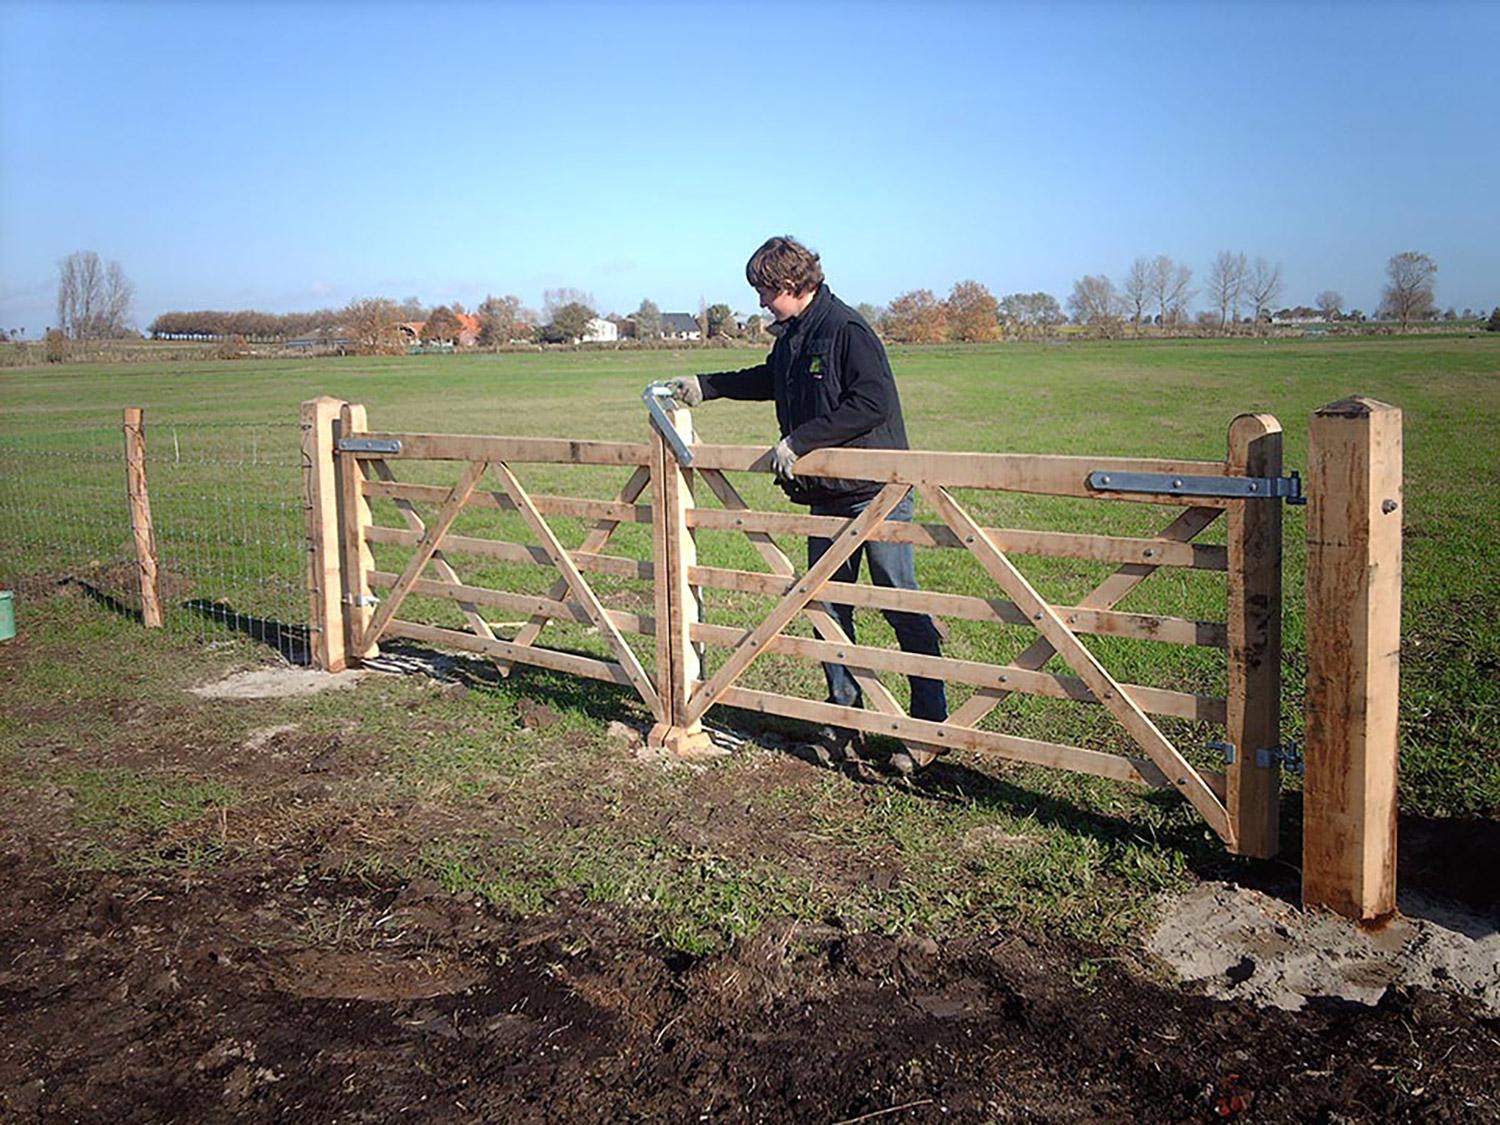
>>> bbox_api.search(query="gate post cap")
[1315,396,1399,418]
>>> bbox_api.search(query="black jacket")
[698,286,909,508]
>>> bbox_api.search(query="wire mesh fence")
[0,414,309,661]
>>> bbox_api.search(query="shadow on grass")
[62,577,143,623]
[182,599,309,665]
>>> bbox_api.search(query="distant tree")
[421,305,463,344]
[1486,307,1500,332]
[884,289,947,343]
[1348,308,1366,323]
[477,293,523,346]
[633,298,663,340]
[56,250,134,340]
[343,297,405,354]
[1246,257,1284,324]
[854,302,886,331]
[1147,255,1194,331]
[1442,307,1457,321]
[1315,290,1343,320]
[544,288,595,324]
[1122,257,1152,332]
[546,301,594,344]
[1206,251,1248,330]
[706,302,737,337]
[942,280,1000,342]
[397,296,426,322]
[1067,274,1123,333]
[1380,251,1437,329]
[744,313,766,341]
[998,291,1064,338]
[44,328,68,362]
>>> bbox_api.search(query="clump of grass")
[55,766,240,835]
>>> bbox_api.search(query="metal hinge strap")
[338,438,403,455]
[1088,469,1305,504]
[343,593,380,607]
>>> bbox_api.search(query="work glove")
[770,437,798,482]
[666,375,702,407]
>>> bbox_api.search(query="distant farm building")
[397,312,482,348]
[582,317,619,344]
[661,313,702,341]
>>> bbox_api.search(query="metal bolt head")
[1382,499,1398,514]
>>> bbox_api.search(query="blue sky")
[1,0,1496,335]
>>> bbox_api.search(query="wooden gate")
[302,395,1288,859]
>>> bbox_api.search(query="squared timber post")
[338,402,380,663]
[647,404,715,757]
[300,396,347,671]
[1225,413,1284,858]
[122,407,164,628]
[1303,397,1403,922]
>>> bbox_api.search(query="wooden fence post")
[300,396,347,672]
[648,405,714,757]
[1225,413,1284,857]
[122,407,164,628]
[1303,397,1403,921]
[338,402,379,663]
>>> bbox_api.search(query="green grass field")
[2,336,1496,944]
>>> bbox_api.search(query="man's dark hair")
[745,236,825,297]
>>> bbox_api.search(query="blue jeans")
[807,492,948,722]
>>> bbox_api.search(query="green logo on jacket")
[809,356,823,374]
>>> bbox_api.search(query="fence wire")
[0,417,309,662]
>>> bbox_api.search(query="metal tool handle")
[642,383,695,466]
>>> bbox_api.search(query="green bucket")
[0,591,13,642]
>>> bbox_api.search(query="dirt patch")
[189,666,364,699]
[1150,881,1500,1013]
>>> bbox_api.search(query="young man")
[667,235,946,774]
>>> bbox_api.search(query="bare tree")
[477,294,523,346]
[56,250,134,339]
[1122,257,1152,333]
[1206,251,1248,331]
[543,287,596,323]
[1245,258,1283,328]
[1380,251,1437,329]
[632,298,663,340]
[1315,290,1343,321]
[999,292,1064,338]
[342,297,405,355]
[1147,255,1194,332]
[1067,274,1123,334]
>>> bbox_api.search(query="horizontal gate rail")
[346,432,651,467]
[364,479,653,526]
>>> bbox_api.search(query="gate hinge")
[1256,741,1304,775]
[343,593,380,607]
[338,437,403,455]
[1088,469,1306,504]
[1207,739,1236,764]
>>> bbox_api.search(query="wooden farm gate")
[301,392,1403,912]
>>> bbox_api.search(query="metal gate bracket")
[643,384,694,466]
[338,437,403,455]
[1088,469,1304,503]
[1256,741,1304,775]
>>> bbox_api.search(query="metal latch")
[1088,469,1305,504]
[642,384,694,466]
[1256,741,1304,775]
[338,437,403,455]
[343,593,380,607]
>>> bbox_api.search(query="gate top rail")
[342,431,652,467]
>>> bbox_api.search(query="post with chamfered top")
[300,396,347,671]
[1302,397,1403,921]
[647,404,715,757]
[1225,413,1284,858]
[122,407,164,628]
[338,402,380,663]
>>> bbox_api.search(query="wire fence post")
[338,401,379,663]
[301,396,347,671]
[1303,396,1403,921]
[122,407,164,628]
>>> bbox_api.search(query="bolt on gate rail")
[301,392,1402,918]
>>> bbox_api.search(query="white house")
[661,313,702,341]
[582,316,619,343]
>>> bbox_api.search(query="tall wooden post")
[1303,397,1403,921]
[300,396,347,671]
[647,404,715,757]
[122,407,164,628]
[338,402,379,663]
[1225,413,1284,857]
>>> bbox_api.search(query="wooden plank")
[690,620,1226,722]
[699,468,908,723]
[387,619,635,687]
[500,464,650,677]
[1303,397,1403,922]
[687,564,1226,648]
[690,444,1229,503]
[490,461,664,722]
[683,484,910,726]
[717,687,1169,786]
[368,570,652,635]
[922,484,1233,845]
[367,525,652,580]
[299,397,346,670]
[650,424,677,728]
[350,432,650,467]
[946,507,1223,730]
[1225,414,1284,859]
[363,478,651,525]
[339,404,380,660]
[361,460,488,649]
[687,506,1224,569]
[658,410,704,726]
[120,407,164,629]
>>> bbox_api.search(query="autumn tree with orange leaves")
[944,280,1000,342]
[883,289,947,343]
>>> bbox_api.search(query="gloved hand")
[770,437,798,481]
[666,375,702,407]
